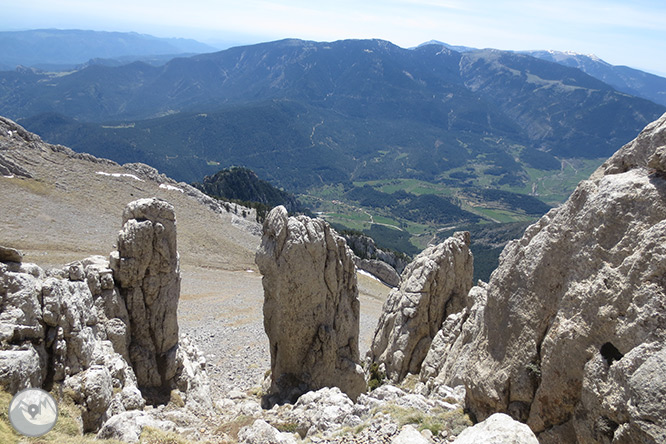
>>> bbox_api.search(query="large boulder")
[369,232,473,382]
[110,198,181,395]
[423,113,666,443]
[255,206,366,404]
[96,410,176,443]
[452,413,538,444]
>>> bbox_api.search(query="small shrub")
[399,374,420,392]
[526,361,541,379]
[368,362,386,391]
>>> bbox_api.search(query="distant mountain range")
[8,39,662,183]
[0,29,218,71]
[2,36,665,255]
[422,41,666,107]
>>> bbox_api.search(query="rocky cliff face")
[255,206,366,404]
[421,113,666,443]
[0,198,210,436]
[369,232,474,382]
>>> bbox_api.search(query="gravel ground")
[178,265,390,400]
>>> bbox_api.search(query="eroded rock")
[370,232,473,382]
[110,197,181,395]
[256,206,366,404]
[0,197,210,436]
[96,410,176,443]
[423,113,666,442]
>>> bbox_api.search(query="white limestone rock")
[423,113,666,442]
[0,345,44,393]
[96,410,176,443]
[452,413,538,444]
[291,387,358,436]
[391,425,430,444]
[370,232,473,382]
[238,419,298,444]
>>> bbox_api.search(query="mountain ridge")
[415,41,666,107]
[5,37,665,261]
[0,29,218,71]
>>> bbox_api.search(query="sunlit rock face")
[369,231,474,383]
[256,206,366,405]
[420,113,666,444]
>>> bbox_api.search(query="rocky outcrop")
[422,113,666,443]
[255,206,366,404]
[110,198,181,396]
[391,425,431,444]
[343,231,408,275]
[369,232,473,382]
[354,257,401,287]
[0,197,210,435]
[0,253,144,431]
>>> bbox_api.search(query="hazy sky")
[5,0,666,76]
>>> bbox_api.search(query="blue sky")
[5,0,666,76]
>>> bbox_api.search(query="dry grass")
[0,390,127,444]
[0,141,259,271]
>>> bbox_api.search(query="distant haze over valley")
[2,29,665,262]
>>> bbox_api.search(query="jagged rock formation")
[369,232,473,382]
[110,198,181,396]
[0,198,210,435]
[354,257,401,287]
[421,113,666,443]
[343,231,408,275]
[255,206,366,404]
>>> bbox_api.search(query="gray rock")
[423,113,666,442]
[0,245,22,263]
[370,232,473,382]
[63,365,114,431]
[256,206,366,403]
[96,410,176,443]
[452,413,538,444]
[0,263,44,343]
[355,257,401,287]
[238,419,298,444]
[42,277,97,379]
[343,232,408,274]
[292,387,356,436]
[420,284,487,390]
[110,197,181,393]
[391,425,430,444]
[0,345,44,393]
[172,334,213,413]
